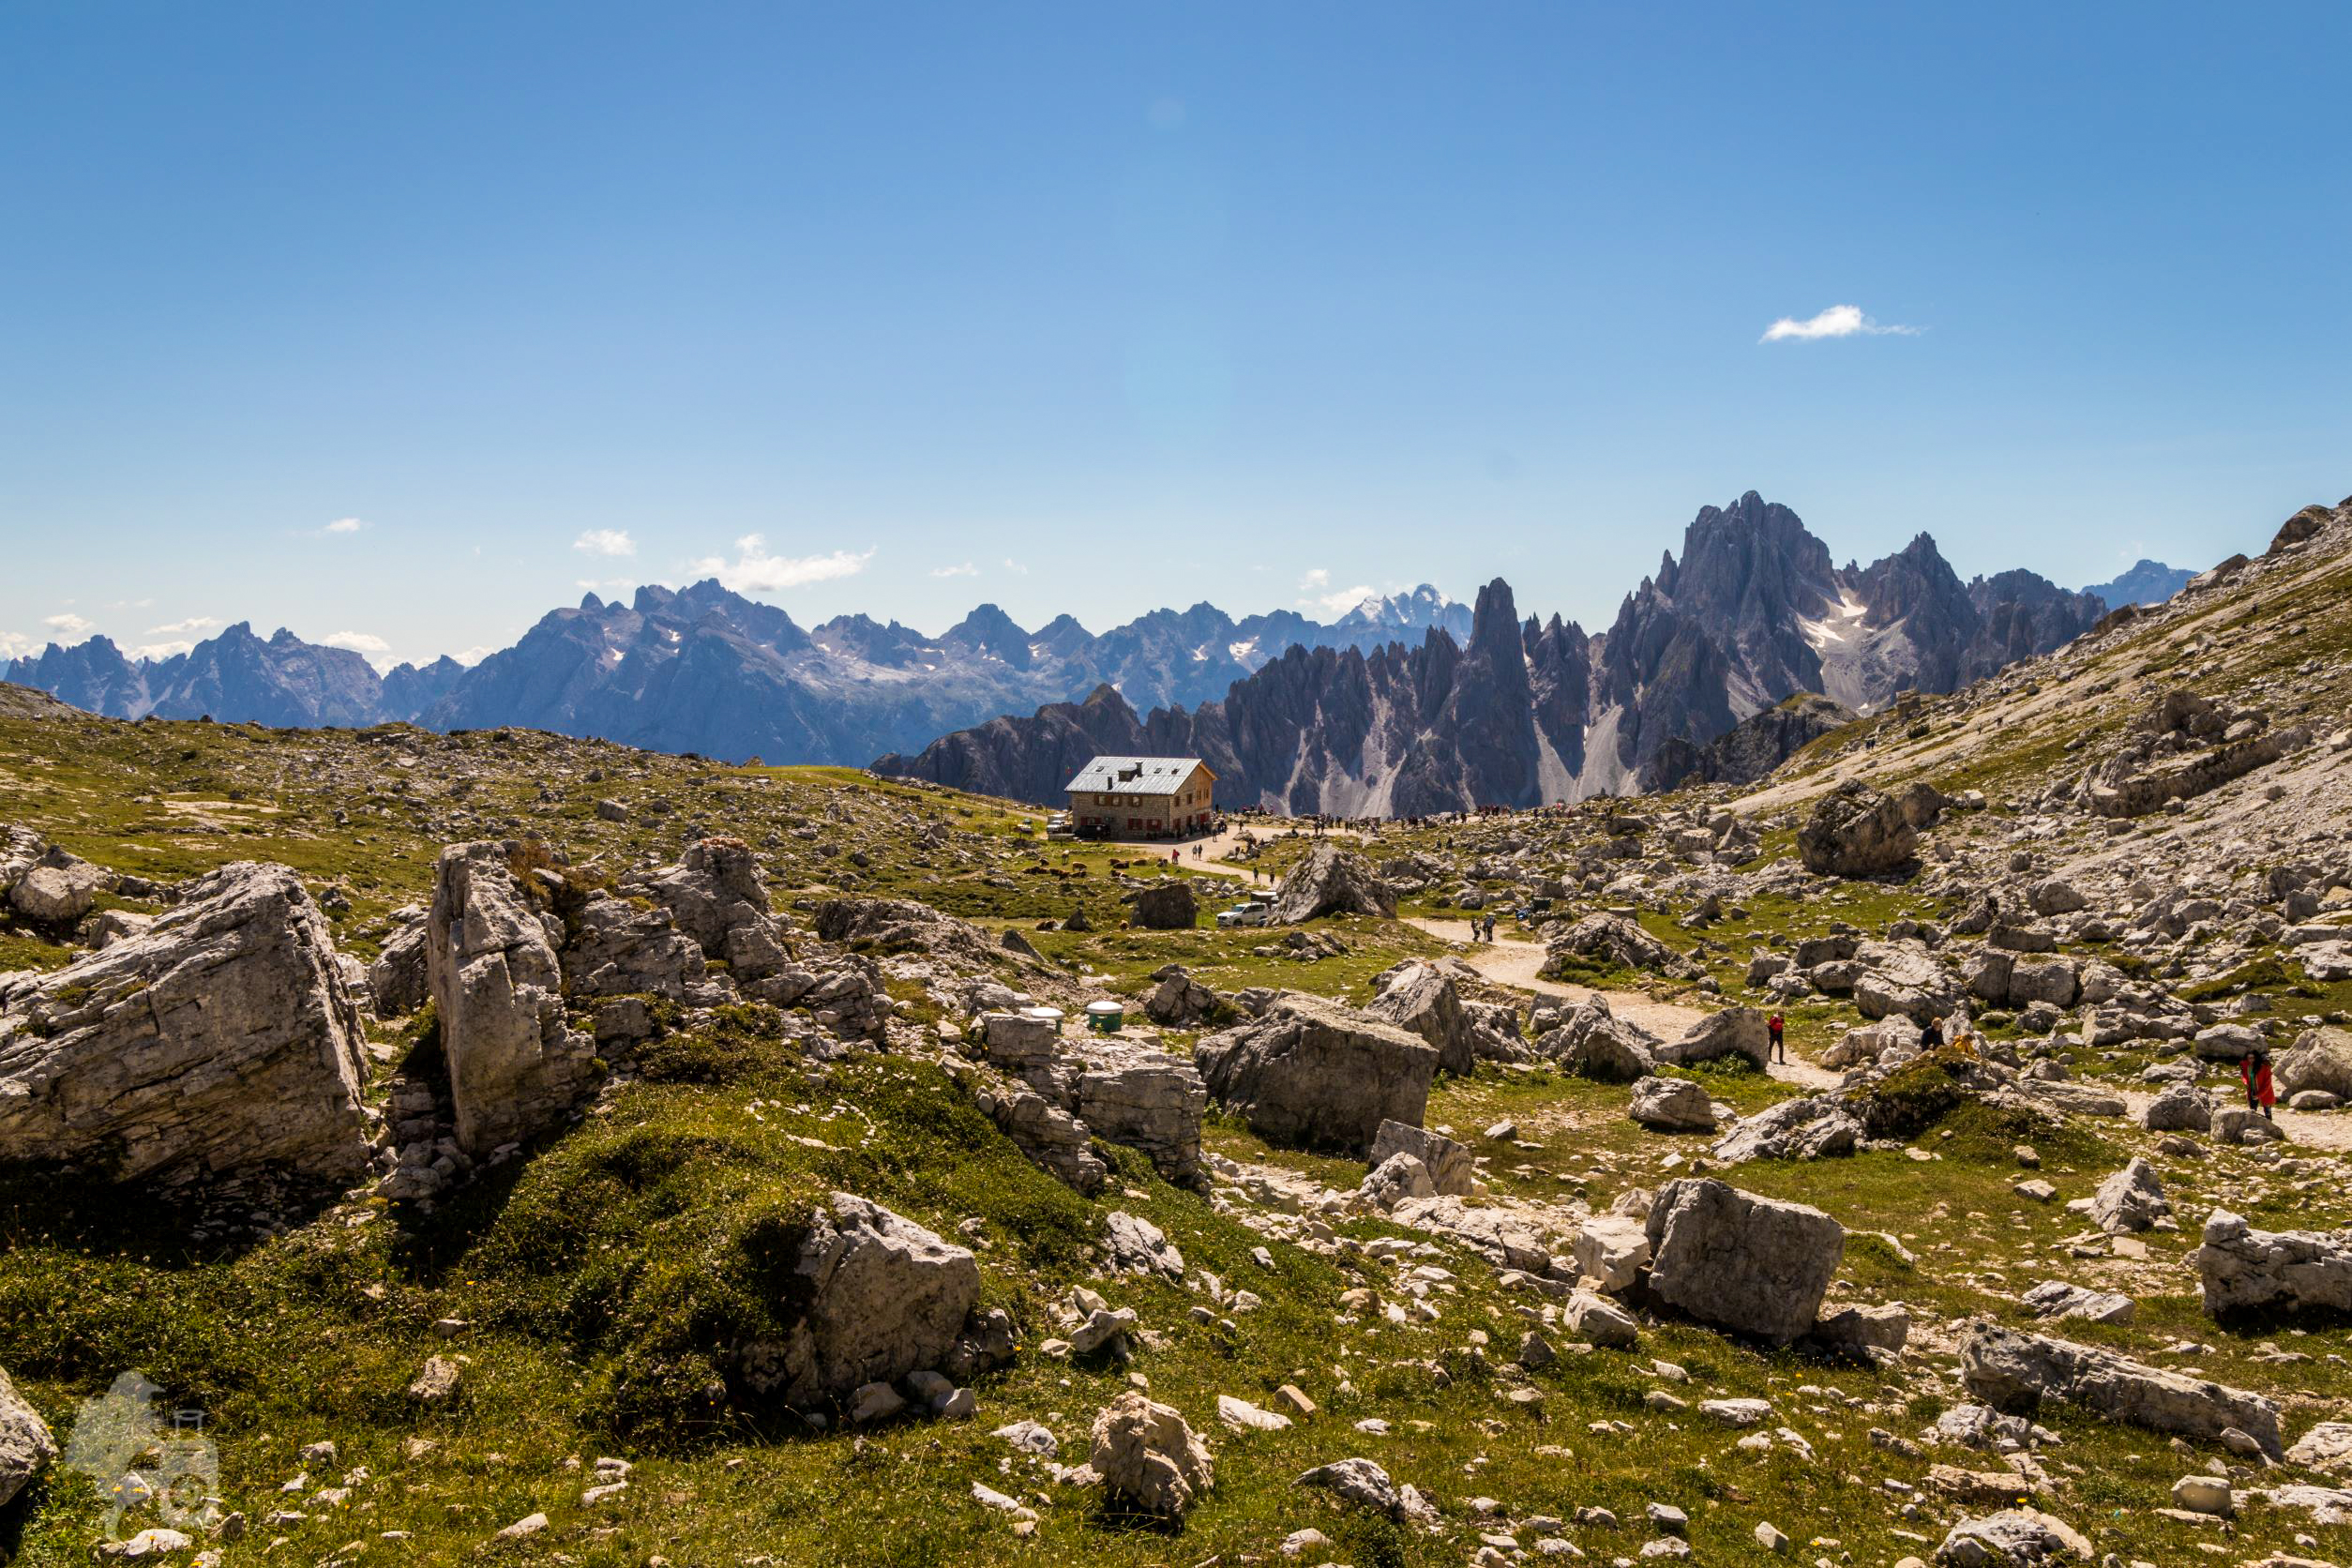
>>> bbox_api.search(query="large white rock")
[1091,1392,1213,1515]
[743,1192,981,1406]
[1960,1321,2282,1457]
[1195,994,1437,1154]
[1643,1179,1845,1347]
[2193,1208,2352,1316]
[0,1365,55,1508]
[1627,1076,1715,1132]
[0,862,373,1183]
[428,842,599,1156]
[2089,1157,2170,1234]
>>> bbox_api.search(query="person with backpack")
[2243,1049,2277,1121]
[1767,1011,1787,1063]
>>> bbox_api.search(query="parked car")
[1215,902,1271,928]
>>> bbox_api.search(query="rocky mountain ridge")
[880,492,2117,812]
[2,585,1470,765]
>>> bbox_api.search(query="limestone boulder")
[2141,1084,2213,1133]
[0,1364,56,1508]
[1653,1006,1771,1071]
[1090,1392,1213,1515]
[2193,1208,2352,1317]
[1797,779,1919,878]
[1365,962,1498,1076]
[1144,966,1221,1026]
[429,843,600,1157]
[1071,1039,1208,1188]
[2278,1028,2352,1100]
[1852,940,1964,1025]
[748,1193,981,1406]
[0,862,373,1184]
[1368,1118,1474,1197]
[1643,1178,1846,1346]
[639,837,789,979]
[1535,993,1658,1082]
[1271,844,1395,924]
[8,857,103,928]
[563,891,708,1001]
[1935,1508,2093,1567]
[1123,881,1199,931]
[2089,1157,2170,1234]
[1195,994,1437,1154]
[1541,913,1700,982]
[1627,1076,1715,1132]
[1571,1214,1651,1293]
[1359,1152,1434,1211]
[1959,1322,2282,1457]
[368,910,430,1018]
[1710,1094,1863,1164]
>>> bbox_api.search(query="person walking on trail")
[2243,1049,2277,1121]
[1767,1011,1787,1063]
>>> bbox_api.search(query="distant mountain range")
[3,500,2195,810]
[2083,558,2196,608]
[1,584,1469,764]
[873,492,2123,813]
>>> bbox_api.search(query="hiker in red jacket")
[2242,1049,2277,1120]
[1767,1012,1787,1063]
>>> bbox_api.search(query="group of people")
[1468,912,1501,942]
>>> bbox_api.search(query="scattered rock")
[1090,1392,1213,1515]
[1643,1178,1845,1347]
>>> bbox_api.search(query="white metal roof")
[1063,755,1213,795]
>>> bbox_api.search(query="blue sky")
[4,2,2347,670]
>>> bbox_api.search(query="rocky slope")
[4,497,2352,1567]
[4,585,1469,764]
[882,493,2111,811]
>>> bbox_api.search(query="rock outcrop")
[1090,1393,1213,1516]
[1271,844,1395,924]
[428,842,599,1157]
[1195,994,1438,1153]
[1642,1178,1845,1346]
[2193,1209,2352,1317]
[1368,1118,1474,1197]
[0,862,373,1184]
[744,1193,981,1407]
[1710,1094,1863,1164]
[1364,962,1516,1075]
[1652,1006,1770,1070]
[1798,779,1919,877]
[0,1365,56,1509]
[1960,1322,2282,1457]
[1628,1076,1715,1132]
[1541,913,1700,982]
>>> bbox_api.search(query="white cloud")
[687,535,874,594]
[0,632,36,659]
[1001,558,1029,576]
[1296,569,1378,618]
[1760,304,1920,342]
[127,640,194,660]
[148,615,223,636]
[573,528,637,558]
[322,630,391,653]
[42,612,94,637]
[451,645,497,667]
[317,517,369,535]
[930,561,980,579]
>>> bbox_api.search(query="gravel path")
[1405,915,1844,1093]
